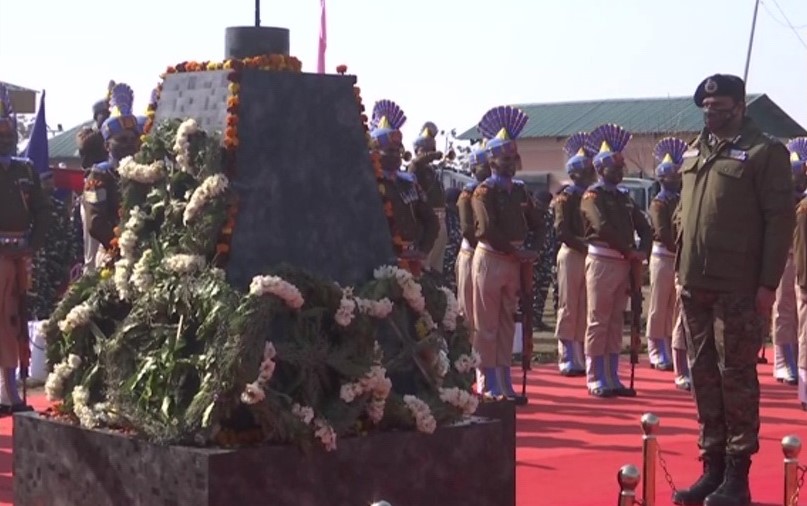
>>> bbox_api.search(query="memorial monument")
[13,22,514,506]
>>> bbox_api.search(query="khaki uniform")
[471,177,543,396]
[793,196,807,407]
[82,162,121,262]
[551,185,588,374]
[580,183,652,395]
[408,162,447,273]
[677,118,794,457]
[0,157,50,406]
[771,199,800,383]
[379,172,439,273]
[646,191,679,371]
[456,182,477,332]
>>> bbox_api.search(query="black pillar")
[225,27,290,59]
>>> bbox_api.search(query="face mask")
[380,153,401,172]
[703,108,735,133]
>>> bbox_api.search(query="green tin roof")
[457,94,807,141]
[48,120,94,160]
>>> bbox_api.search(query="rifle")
[519,257,535,400]
[628,259,643,393]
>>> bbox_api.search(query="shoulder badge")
[84,187,107,204]
[582,190,597,201]
[473,184,491,198]
[554,192,569,204]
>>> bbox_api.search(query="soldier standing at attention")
[646,137,687,375]
[456,144,491,336]
[471,106,544,404]
[408,122,447,275]
[787,137,807,411]
[0,84,50,414]
[83,83,142,268]
[580,124,652,398]
[672,74,793,506]
[769,138,805,386]
[553,132,595,376]
[370,100,439,275]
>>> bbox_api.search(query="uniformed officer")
[456,144,491,335]
[553,132,595,376]
[0,84,50,415]
[370,100,439,275]
[91,80,115,131]
[646,137,687,378]
[83,82,142,269]
[408,122,448,275]
[769,138,805,386]
[673,74,794,506]
[580,124,652,398]
[471,106,544,404]
[787,137,807,411]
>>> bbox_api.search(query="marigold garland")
[141,54,303,266]
[352,84,405,260]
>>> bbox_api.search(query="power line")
[765,0,807,49]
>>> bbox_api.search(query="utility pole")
[255,0,261,27]
[743,0,761,83]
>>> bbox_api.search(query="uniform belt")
[587,244,624,260]
[433,208,446,217]
[460,238,475,253]
[478,241,524,254]
[0,232,28,248]
[651,242,675,258]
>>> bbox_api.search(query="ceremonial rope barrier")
[617,413,805,506]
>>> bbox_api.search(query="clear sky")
[1,0,806,146]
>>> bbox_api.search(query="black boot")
[704,455,751,506]
[672,453,725,506]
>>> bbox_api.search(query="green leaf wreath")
[43,119,479,451]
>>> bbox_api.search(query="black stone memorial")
[153,69,396,291]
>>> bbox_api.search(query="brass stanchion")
[641,413,659,506]
[782,435,801,506]
[617,464,641,506]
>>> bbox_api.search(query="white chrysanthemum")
[436,350,450,378]
[249,275,304,309]
[44,355,82,401]
[183,174,229,224]
[356,297,394,319]
[58,302,93,334]
[373,266,425,313]
[334,294,356,327]
[162,254,206,275]
[314,418,338,451]
[113,258,133,300]
[292,403,315,425]
[174,119,199,174]
[439,387,479,416]
[240,381,266,405]
[118,157,166,184]
[438,287,459,330]
[131,249,154,294]
[403,395,437,434]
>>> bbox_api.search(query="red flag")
[317,0,327,74]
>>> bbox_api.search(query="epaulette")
[10,156,33,165]
[473,184,491,198]
[91,161,114,174]
[396,171,416,184]
[582,190,597,200]
[554,192,569,204]
[617,186,630,195]
[462,181,478,193]
[512,179,525,186]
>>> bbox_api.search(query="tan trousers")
[647,253,675,365]
[456,249,474,332]
[426,209,448,274]
[472,247,520,367]
[797,288,807,405]
[0,257,22,369]
[554,245,587,342]
[773,252,798,378]
[584,254,629,356]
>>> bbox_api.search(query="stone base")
[14,412,514,506]
[475,399,517,503]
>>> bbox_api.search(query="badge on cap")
[705,78,718,94]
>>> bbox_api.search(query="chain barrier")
[656,443,678,495]
[789,464,807,506]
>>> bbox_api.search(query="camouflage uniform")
[673,75,793,506]
[30,195,75,319]
[526,204,556,329]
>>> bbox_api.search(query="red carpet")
[516,350,807,506]
[0,350,804,505]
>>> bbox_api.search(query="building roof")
[457,94,807,140]
[48,120,94,160]
[0,81,36,93]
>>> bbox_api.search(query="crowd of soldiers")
[372,74,807,506]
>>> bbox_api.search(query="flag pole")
[255,0,261,27]
[743,0,761,83]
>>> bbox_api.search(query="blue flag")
[23,91,67,200]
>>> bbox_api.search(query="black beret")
[92,99,109,116]
[694,74,746,107]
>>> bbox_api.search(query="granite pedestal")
[13,412,514,506]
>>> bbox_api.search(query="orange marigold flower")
[216,243,230,254]
[337,64,348,74]
[227,96,240,109]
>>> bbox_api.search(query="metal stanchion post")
[782,435,802,506]
[641,413,659,506]
[617,464,641,506]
